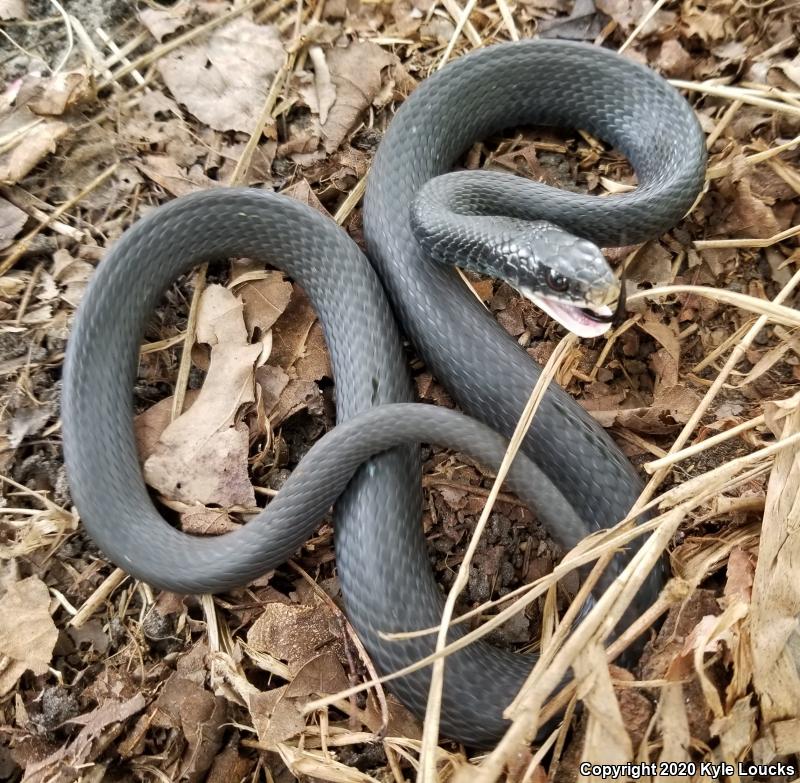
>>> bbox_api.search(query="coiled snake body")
[63,40,706,747]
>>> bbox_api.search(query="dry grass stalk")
[617,0,668,53]
[706,133,800,179]
[644,413,767,473]
[670,79,800,118]
[438,0,481,70]
[694,223,800,249]
[629,284,800,325]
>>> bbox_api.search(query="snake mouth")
[521,289,614,339]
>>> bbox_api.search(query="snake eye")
[546,269,569,293]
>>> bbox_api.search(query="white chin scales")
[523,290,613,339]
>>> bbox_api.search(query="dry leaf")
[657,684,693,781]
[269,285,318,369]
[134,391,200,460]
[270,379,324,425]
[285,650,349,697]
[750,401,800,722]
[27,71,90,116]
[675,602,749,721]
[0,1,26,20]
[158,16,284,133]
[22,695,146,783]
[218,138,277,183]
[0,196,26,250]
[681,5,728,41]
[626,241,673,285]
[711,697,758,764]
[249,685,306,747]
[640,319,680,362]
[143,285,260,507]
[282,178,329,216]
[152,673,227,781]
[651,347,679,391]
[295,322,332,382]
[8,401,55,448]
[135,154,217,198]
[278,744,389,782]
[0,114,69,185]
[722,178,781,239]
[777,54,800,89]
[255,365,290,416]
[764,389,800,437]
[539,0,604,40]
[206,745,253,783]
[317,42,396,153]
[574,642,633,769]
[657,38,694,78]
[235,270,293,336]
[642,591,720,743]
[0,576,58,696]
[51,248,93,307]
[139,0,192,41]
[249,652,349,747]
[179,504,240,535]
[123,90,194,152]
[596,0,672,32]
[587,383,701,434]
[391,0,425,37]
[247,601,340,674]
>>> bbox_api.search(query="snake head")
[508,222,621,339]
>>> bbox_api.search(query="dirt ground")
[1,0,800,781]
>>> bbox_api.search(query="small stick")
[69,568,128,628]
[670,79,800,119]
[618,0,668,53]
[644,414,766,473]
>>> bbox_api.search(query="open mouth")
[520,290,614,339]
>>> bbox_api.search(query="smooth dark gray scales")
[62,40,706,747]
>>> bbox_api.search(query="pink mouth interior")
[523,290,613,339]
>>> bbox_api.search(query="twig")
[694,223,800,249]
[670,79,800,118]
[618,0,668,53]
[47,0,74,73]
[440,0,482,48]
[644,414,766,473]
[229,43,302,184]
[705,99,742,149]
[495,0,519,41]
[706,133,800,178]
[170,264,207,421]
[438,0,480,70]
[333,174,368,225]
[70,568,129,628]
[628,284,800,327]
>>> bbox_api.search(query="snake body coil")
[63,40,706,747]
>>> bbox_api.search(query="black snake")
[62,39,707,747]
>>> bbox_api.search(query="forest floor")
[1,0,800,781]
